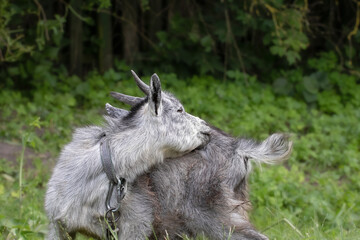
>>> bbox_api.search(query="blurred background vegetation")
[0,0,359,239]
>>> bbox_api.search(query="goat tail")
[238,133,293,165]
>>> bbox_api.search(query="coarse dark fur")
[149,126,292,240]
[107,103,292,240]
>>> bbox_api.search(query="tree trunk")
[167,0,176,31]
[121,0,138,65]
[148,0,162,42]
[69,0,83,76]
[43,0,54,19]
[98,8,113,73]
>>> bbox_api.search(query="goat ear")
[149,73,162,116]
[105,103,129,118]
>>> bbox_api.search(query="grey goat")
[45,71,210,239]
[105,78,292,240]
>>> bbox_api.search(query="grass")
[0,70,359,239]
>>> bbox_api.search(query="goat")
[44,71,210,239]
[106,80,292,240]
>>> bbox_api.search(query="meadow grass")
[0,71,359,239]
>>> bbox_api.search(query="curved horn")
[131,70,150,95]
[110,92,144,106]
[105,103,129,118]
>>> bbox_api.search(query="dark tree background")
[0,0,359,87]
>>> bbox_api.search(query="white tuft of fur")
[238,133,293,165]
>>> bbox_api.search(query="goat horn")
[105,103,129,118]
[110,92,144,106]
[131,70,150,95]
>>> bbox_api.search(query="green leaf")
[66,95,76,107]
[303,76,319,94]
[285,51,300,65]
[29,117,41,129]
[270,45,286,57]
[273,77,293,95]
[200,35,213,52]
[303,90,317,103]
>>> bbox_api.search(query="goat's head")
[109,71,210,158]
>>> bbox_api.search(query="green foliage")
[0,0,360,239]
[0,0,34,62]
[1,0,359,81]
[259,1,309,65]
[2,63,359,239]
[0,0,66,63]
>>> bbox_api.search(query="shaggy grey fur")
[146,127,292,240]
[107,104,292,240]
[44,72,210,239]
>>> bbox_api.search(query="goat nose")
[202,123,211,133]
[200,131,211,143]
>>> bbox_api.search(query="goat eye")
[177,108,183,113]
